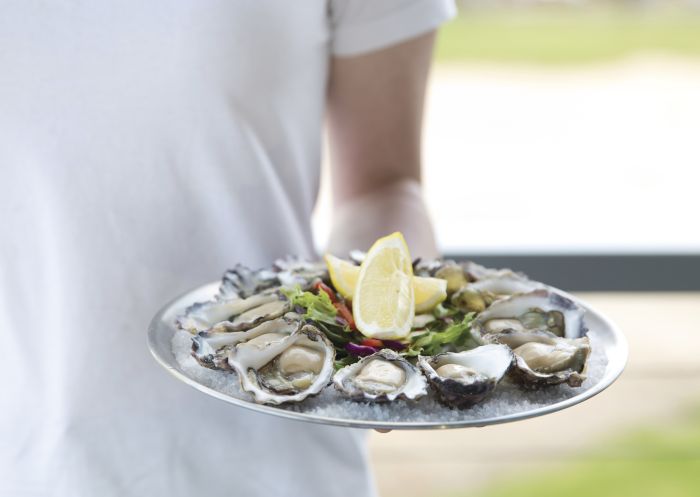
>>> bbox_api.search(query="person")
[0,1,454,496]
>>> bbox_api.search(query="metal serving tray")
[148,282,627,430]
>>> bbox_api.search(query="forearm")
[325,32,438,259]
[326,178,438,259]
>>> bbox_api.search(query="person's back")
[1,1,454,495]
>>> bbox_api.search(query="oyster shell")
[418,344,513,408]
[451,277,545,313]
[510,335,591,388]
[333,349,428,402]
[227,324,335,405]
[219,264,279,299]
[272,256,328,288]
[461,261,527,282]
[176,293,290,334]
[191,316,299,370]
[471,289,587,344]
[467,276,544,296]
[219,259,328,299]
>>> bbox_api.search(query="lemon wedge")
[325,253,447,313]
[352,232,415,339]
[412,277,448,313]
[324,254,359,300]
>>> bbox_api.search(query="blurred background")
[316,1,700,496]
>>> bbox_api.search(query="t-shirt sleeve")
[329,0,457,57]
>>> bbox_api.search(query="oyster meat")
[418,344,513,408]
[227,324,335,405]
[333,349,428,402]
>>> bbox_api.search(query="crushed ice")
[171,329,608,424]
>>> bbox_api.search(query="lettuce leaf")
[281,285,338,327]
[404,312,476,357]
[433,302,459,319]
[334,355,359,371]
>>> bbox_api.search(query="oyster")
[471,289,587,344]
[333,349,428,402]
[191,316,299,370]
[418,344,513,408]
[451,277,545,313]
[470,289,591,388]
[219,259,327,299]
[413,259,468,292]
[219,264,279,299]
[227,324,335,405]
[413,258,442,277]
[176,292,290,334]
[510,334,591,388]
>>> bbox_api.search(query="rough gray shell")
[333,349,428,403]
[176,292,290,334]
[219,258,328,299]
[227,324,335,405]
[418,344,513,408]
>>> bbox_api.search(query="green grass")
[446,407,700,497]
[436,8,700,64]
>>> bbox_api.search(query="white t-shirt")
[0,1,454,496]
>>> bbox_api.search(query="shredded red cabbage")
[345,342,378,357]
[381,339,406,351]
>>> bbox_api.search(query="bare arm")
[326,32,439,259]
